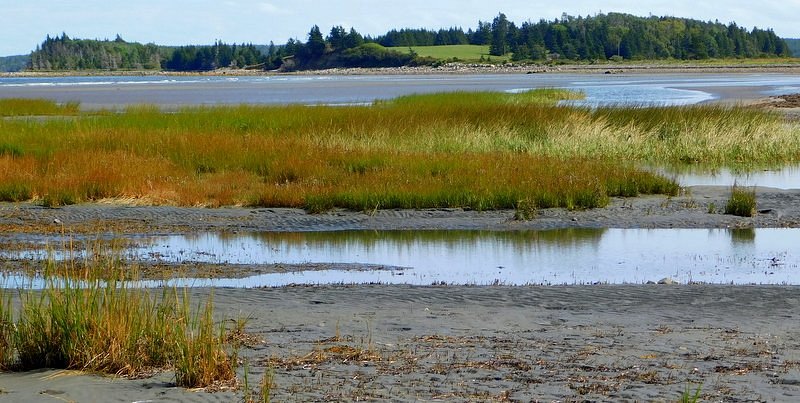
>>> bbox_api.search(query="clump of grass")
[724,184,756,217]
[0,293,13,369]
[0,253,239,389]
[0,183,31,202]
[172,293,236,388]
[40,190,78,207]
[0,98,79,116]
[514,198,538,221]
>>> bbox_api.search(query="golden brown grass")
[3,90,794,210]
[0,254,238,389]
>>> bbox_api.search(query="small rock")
[657,277,678,285]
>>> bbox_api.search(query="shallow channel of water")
[3,228,797,288]
[656,165,800,189]
[3,73,800,108]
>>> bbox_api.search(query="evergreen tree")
[490,13,510,56]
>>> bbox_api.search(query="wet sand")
[2,186,800,235]
[2,185,800,401]
[1,285,799,401]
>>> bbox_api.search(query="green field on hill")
[394,45,509,62]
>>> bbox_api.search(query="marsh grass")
[0,252,238,389]
[725,184,757,217]
[2,90,795,210]
[0,98,80,116]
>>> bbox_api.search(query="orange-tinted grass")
[0,140,676,210]
[0,91,691,210]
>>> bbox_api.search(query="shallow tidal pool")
[4,228,797,287]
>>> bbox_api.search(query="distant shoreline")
[4,61,800,77]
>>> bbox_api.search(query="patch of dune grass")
[1,89,795,210]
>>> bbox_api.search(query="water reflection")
[730,228,756,244]
[654,164,800,189]
[2,228,798,287]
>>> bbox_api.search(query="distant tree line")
[489,12,791,61]
[0,54,30,72]
[278,25,417,70]
[163,41,266,70]
[371,13,790,61]
[374,26,487,47]
[26,12,792,72]
[29,34,162,70]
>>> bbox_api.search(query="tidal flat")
[2,78,800,400]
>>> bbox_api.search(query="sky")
[1,0,799,56]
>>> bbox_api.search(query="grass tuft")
[0,251,239,389]
[679,382,703,403]
[724,184,757,217]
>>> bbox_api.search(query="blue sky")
[1,0,799,56]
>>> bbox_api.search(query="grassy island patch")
[1,90,797,211]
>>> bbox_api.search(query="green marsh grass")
[2,91,797,210]
[0,253,238,388]
[725,184,757,217]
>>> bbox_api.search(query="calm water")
[657,165,800,189]
[2,73,800,108]
[4,229,798,287]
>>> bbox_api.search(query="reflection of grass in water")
[730,228,756,243]
[5,90,797,210]
[238,228,608,251]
